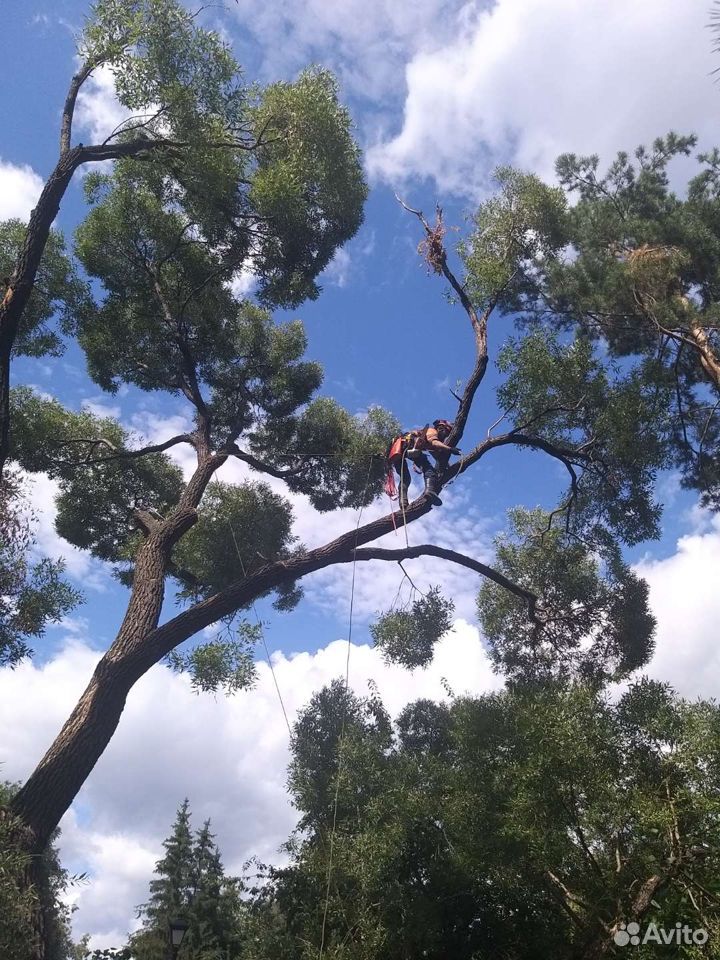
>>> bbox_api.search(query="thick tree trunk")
[10,459,208,848]
[9,496,434,850]
[0,149,82,478]
[687,319,720,393]
[11,656,143,851]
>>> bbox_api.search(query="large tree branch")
[46,432,195,465]
[444,430,589,485]
[352,544,539,620]
[10,414,557,845]
[396,198,524,452]
[226,444,305,479]
[395,198,491,448]
[60,60,104,154]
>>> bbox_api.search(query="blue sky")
[2,0,720,946]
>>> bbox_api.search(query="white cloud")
[81,397,122,420]
[321,247,352,288]
[128,408,197,477]
[229,263,259,299]
[0,619,500,947]
[22,472,110,591]
[75,64,131,146]
[0,159,44,221]
[637,514,720,700]
[367,0,718,196]
[229,0,464,101]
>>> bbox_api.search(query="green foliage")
[496,331,669,545]
[79,0,246,141]
[170,480,299,607]
[0,220,91,359]
[167,621,259,695]
[251,682,720,960]
[491,133,720,508]
[370,587,455,669]
[256,400,400,511]
[0,472,81,666]
[10,388,184,565]
[0,783,76,960]
[73,31,365,313]
[250,68,368,308]
[0,804,34,959]
[459,166,568,311]
[288,680,392,833]
[130,800,246,960]
[477,507,655,685]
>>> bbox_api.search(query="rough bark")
[687,318,720,393]
[10,453,222,848]
[0,136,184,479]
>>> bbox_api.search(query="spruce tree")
[130,802,244,959]
[186,820,244,959]
[131,800,195,960]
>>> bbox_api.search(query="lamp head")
[169,918,189,949]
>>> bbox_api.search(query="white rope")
[229,527,293,741]
[318,458,374,960]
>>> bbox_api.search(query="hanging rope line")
[229,526,294,741]
[399,446,410,549]
[318,457,374,960]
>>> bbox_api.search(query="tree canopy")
[2,2,720,956]
[243,679,720,960]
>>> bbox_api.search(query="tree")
[127,801,245,960]
[0,0,366,475]
[6,121,672,883]
[0,471,81,667]
[248,680,720,960]
[476,137,720,507]
[0,783,77,960]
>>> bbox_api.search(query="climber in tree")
[386,419,460,508]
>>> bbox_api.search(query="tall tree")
[0,0,366,475]
[472,138,720,507]
[249,680,720,960]
[128,801,244,960]
[7,142,669,876]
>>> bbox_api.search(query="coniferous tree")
[129,802,244,960]
[130,800,194,959]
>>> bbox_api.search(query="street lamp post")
[168,917,190,960]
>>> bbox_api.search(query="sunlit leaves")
[477,508,655,685]
[167,621,260,695]
[370,587,455,669]
[250,68,367,309]
[459,166,567,311]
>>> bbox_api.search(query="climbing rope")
[229,526,294,741]
[398,446,410,549]
[318,457,374,960]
